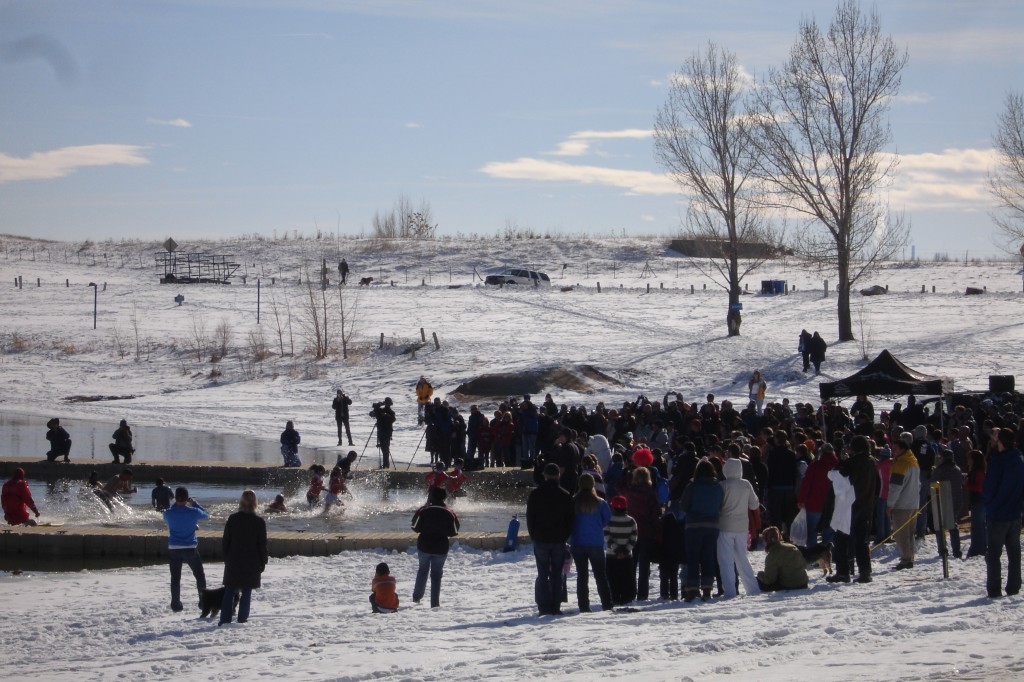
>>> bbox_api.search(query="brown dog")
[800,544,834,577]
[358,277,373,286]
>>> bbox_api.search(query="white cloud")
[405,122,422,129]
[480,157,675,195]
[893,92,933,106]
[147,117,192,128]
[545,128,652,157]
[0,144,150,184]
[887,147,997,210]
[640,214,656,222]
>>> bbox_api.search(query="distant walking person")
[799,329,813,373]
[809,332,828,375]
[747,371,767,416]
[2,468,40,526]
[370,398,397,468]
[163,486,208,612]
[280,421,301,467]
[45,418,72,462]
[109,419,135,464]
[333,389,354,446]
[339,258,349,285]
[219,490,268,625]
[416,376,433,426]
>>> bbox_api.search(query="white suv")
[484,268,551,287]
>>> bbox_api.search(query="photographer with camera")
[370,397,397,469]
[332,389,354,446]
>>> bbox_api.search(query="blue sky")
[1,1,1022,256]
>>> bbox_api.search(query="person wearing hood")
[109,419,135,464]
[2,468,40,526]
[887,434,921,570]
[717,455,761,598]
[931,448,965,559]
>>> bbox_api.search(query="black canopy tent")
[819,349,954,402]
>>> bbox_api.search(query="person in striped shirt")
[605,495,638,605]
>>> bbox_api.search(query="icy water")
[31,476,525,534]
[0,412,323,464]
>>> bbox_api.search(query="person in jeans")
[983,428,1024,599]
[527,462,574,615]
[411,487,459,607]
[163,487,208,612]
[570,474,613,612]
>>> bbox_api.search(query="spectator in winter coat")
[527,463,574,615]
[765,431,799,537]
[411,487,460,608]
[466,405,485,460]
[680,459,723,601]
[835,435,878,582]
[2,468,40,526]
[585,432,613,474]
[874,442,893,544]
[163,487,208,612]
[109,419,135,464]
[570,474,613,612]
[624,467,663,601]
[605,495,638,605]
[748,371,767,416]
[798,329,813,373]
[415,377,433,425]
[887,435,921,571]
[931,448,965,559]
[798,443,838,547]
[279,421,301,467]
[45,418,72,462]
[809,332,827,375]
[219,490,268,625]
[332,390,354,447]
[718,458,761,598]
[757,526,809,591]
[983,428,1024,599]
[490,411,514,467]
[370,398,397,469]
[965,449,987,557]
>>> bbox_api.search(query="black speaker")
[989,375,1015,393]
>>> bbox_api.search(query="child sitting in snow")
[370,562,399,613]
[322,466,346,511]
[266,494,288,513]
[306,464,326,507]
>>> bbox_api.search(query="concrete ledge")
[0,524,531,570]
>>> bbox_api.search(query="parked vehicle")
[484,268,551,287]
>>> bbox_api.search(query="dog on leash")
[799,544,834,577]
[358,277,374,286]
[200,586,240,619]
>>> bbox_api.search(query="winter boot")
[701,588,712,602]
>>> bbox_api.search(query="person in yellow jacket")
[416,376,433,426]
[747,370,767,416]
[887,433,921,570]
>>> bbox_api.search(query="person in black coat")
[526,463,575,615]
[109,419,135,464]
[411,487,460,607]
[834,435,878,583]
[332,390,353,446]
[799,329,813,373]
[370,398,397,468]
[45,418,72,462]
[809,332,827,375]
[219,490,268,625]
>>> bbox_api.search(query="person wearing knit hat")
[2,468,40,526]
[605,495,638,605]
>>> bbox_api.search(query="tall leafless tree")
[372,195,438,239]
[654,42,780,336]
[337,283,360,359]
[747,0,909,341]
[990,91,1024,250]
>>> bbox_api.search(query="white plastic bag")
[790,508,808,547]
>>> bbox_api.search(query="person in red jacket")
[2,468,40,526]
[797,443,838,546]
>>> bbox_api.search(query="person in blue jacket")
[570,473,613,612]
[983,428,1024,599]
[163,487,209,612]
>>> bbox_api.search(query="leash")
[869,498,930,555]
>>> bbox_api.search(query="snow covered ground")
[1,234,1023,680]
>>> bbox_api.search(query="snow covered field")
[1,234,1023,680]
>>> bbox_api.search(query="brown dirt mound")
[451,365,620,400]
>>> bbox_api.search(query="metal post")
[257,279,261,324]
[88,282,97,329]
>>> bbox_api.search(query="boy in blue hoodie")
[163,487,208,612]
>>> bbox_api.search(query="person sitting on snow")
[756,526,808,591]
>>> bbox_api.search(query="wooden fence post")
[420,327,426,342]
[432,332,440,350]
[379,333,384,349]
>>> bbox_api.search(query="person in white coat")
[585,433,613,474]
[717,454,761,597]
[826,468,856,583]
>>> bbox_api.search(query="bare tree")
[990,91,1024,250]
[337,282,360,359]
[747,0,909,341]
[372,195,438,239]
[187,309,209,362]
[300,268,331,359]
[654,42,779,336]
[212,318,232,361]
[128,301,142,361]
